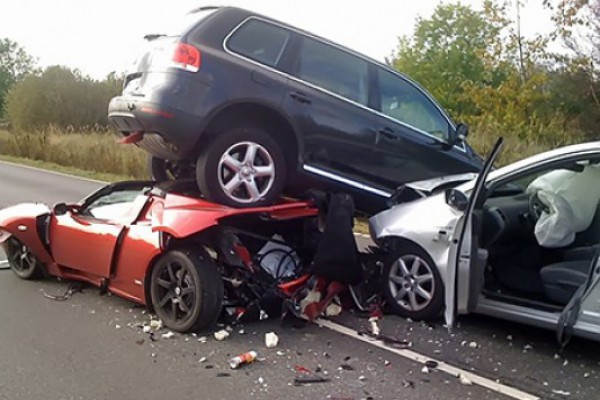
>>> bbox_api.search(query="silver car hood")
[404,173,477,194]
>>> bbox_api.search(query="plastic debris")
[563,359,569,367]
[369,317,381,336]
[149,319,163,331]
[276,350,286,357]
[198,336,208,343]
[293,376,330,386]
[198,357,207,363]
[506,335,513,341]
[258,377,265,385]
[552,389,571,396]
[229,350,258,369]
[584,372,590,378]
[384,360,391,367]
[238,329,246,335]
[115,324,121,329]
[468,341,478,349]
[325,302,342,317]
[214,329,230,341]
[421,366,430,374]
[161,331,175,340]
[42,283,83,301]
[523,344,533,351]
[294,365,311,374]
[265,332,279,348]
[458,374,473,385]
[259,309,269,320]
[142,326,152,333]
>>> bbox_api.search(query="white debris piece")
[150,319,163,331]
[258,377,265,385]
[468,341,478,349]
[161,331,175,340]
[259,309,269,321]
[523,344,533,351]
[265,332,279,348]
[198,357,207,363]
[198,336,208,343]
[358,375,366,381]
[115,324,121,329]
[506,335,513,341]
[325,303,342,317]
[238,329,246,335]
[276,350,285,356]
[552,389,571,396]
[421,366,430,374]
[368,317,381,336]
[563,359,569,367]
[584,372,590,378]
[458,374,473,385]
[214,329,230,341]
[142,325,152,333]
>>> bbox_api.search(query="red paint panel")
[49,214,121,278]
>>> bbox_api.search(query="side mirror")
[445,188,469,212]
[53,203,70,216]
[446,123,469,149]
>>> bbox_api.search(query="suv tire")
[196,127,286,208]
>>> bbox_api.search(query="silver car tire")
[382,242,444,320]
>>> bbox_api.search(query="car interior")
[476,158,600,311]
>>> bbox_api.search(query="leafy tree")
[5,66,121,131]
[0,38,37,117]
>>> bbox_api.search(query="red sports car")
[0,180,322,332]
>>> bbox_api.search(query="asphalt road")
[0,160,598,400]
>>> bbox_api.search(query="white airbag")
[527,165,600,247]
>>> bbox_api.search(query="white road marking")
[0,260,9,269]
[0,160,107,184]
[317,319,540,400]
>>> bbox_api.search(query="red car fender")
[0,203,53,263]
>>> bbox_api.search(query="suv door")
[283,36,390,197]
[445,138,503,330]
[371,67,479,187]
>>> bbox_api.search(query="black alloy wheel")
[5,237,44,279]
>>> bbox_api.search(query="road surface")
[0,160,597,400]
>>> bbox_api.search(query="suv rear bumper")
[108,96,201,161]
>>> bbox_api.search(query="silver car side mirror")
[445,188,468,212]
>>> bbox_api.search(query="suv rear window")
[227,19,291,68]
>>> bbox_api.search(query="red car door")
[49,185,150,278]
[49,214,123,278]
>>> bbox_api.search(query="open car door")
[445,138,504,330]
[557,251,600,348]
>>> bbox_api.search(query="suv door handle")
[290,92,312,105]
[378,127,396,140]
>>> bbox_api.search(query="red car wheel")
[150,248,223,333]
[5,237,44,280]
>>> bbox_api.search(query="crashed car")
[108,6,483,213]
[370,139,600,343]
[0,180,373,332]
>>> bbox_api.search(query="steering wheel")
[528,192,550,223]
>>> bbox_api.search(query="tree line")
[0,1,598,154]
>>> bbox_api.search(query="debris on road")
[214,329,230,341]
[368,316,381,336]
[161,331,175,340]
[458,374,473,385]
[198,336,208,343]
[425,360,438,369]
[198,357,207,363]
[420,366,430,374]
[42,283,83,301]
[229,350,258,369]
[293,376,330,386]
[468,341,478,349]
[552,389,571,396]
[265,332,279,348]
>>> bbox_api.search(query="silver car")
[370,139,600,343]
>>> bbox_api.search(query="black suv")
[108,6,482,213]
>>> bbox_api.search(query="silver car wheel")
[217,141,275,204]
[388,254,435,312]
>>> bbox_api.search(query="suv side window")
[227,19,291,68]
[377,68,450,141]
[296,38,369,106]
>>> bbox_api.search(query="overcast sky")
[0,1,554,80]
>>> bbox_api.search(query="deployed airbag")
[527,165,600,247]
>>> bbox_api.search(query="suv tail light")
[171,43,201,72]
